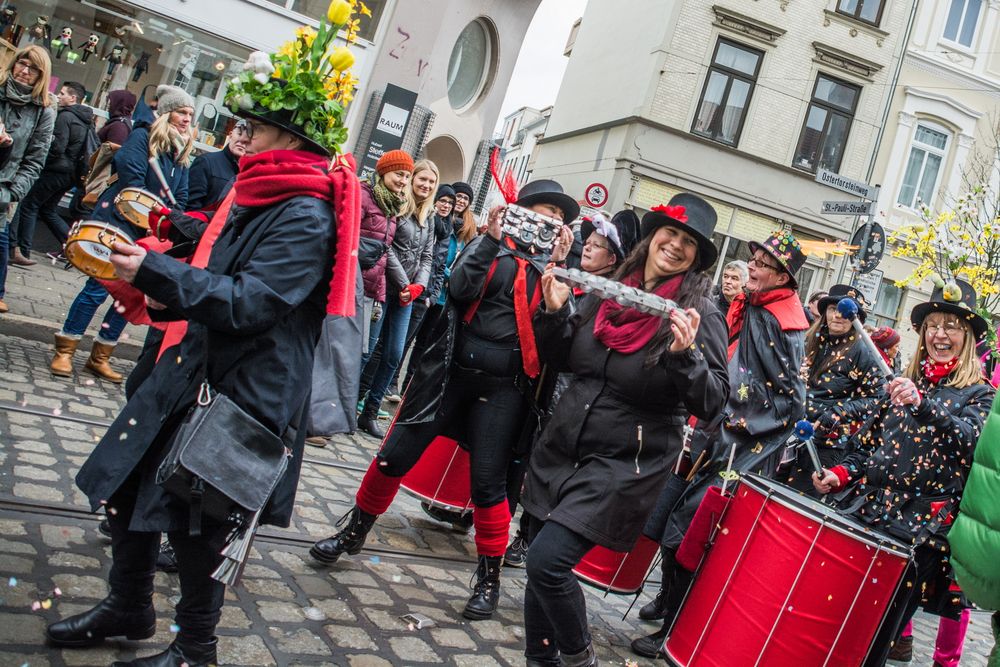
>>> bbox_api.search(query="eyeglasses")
[926,322,965,336]
[748,256,781,271]
[583,240,610,251]
[234,120,259,139]
[13,59,40,75]
[455,194,471,202]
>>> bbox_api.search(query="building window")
[868,280,904,328]
[691,39,763,146]
[793,74,861,173]
[943,0,983,48]
[836,0,885,26]
[447,18,497,111]
[897,124,950,209]
[267,0,388,41]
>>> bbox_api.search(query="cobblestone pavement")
[1,268,997,665]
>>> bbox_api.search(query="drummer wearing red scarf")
[310,179,577,622]
[520,194,730,666]
[632,230,809,658]
[813,278,994,666]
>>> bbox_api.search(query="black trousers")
[8,171,73,255]
[106,470,226,644]
[522,514,595,664]
[378,367,528,507]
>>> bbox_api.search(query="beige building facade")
[532,0,914,305]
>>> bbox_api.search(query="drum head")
[739,474,911,554]
[115,188,163,230]
[65,221,134,280]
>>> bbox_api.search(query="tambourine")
[114,187,164,230]
[550,266,679,318]
[65,220,135,280]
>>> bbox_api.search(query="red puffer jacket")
[359,182,397,302]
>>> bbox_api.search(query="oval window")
[447,19,494,110]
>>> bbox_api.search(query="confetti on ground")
[52,408,62,416]
[8,577,17,587]
[369,556,380,564]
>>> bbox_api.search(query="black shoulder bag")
[358,221,391,270]
[156,379,290,537]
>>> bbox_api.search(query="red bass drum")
[573,534,661,595]
[400,436,474,513]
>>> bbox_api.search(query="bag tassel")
[211,507,263,586]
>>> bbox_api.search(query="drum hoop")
[740,474,911,555]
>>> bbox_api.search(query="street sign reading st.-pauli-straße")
[822,200,875,216]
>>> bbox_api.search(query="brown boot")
[0,298,8,313]
[85,341,123,383]
[11,248,36,266]
[50,334,80,377]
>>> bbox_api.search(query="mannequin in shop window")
[105,44,125,76]
[0,6,18,43]
[26,15,50,48]
[132,52,150,82]
[81,34,99,63]
[54,27,72,60]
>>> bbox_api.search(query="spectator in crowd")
[0,44,55,314]
[186,122,249,210]
[804,289,827,324]
[8,80,92,264]
[716,259,748,315]
[98,89,137,146]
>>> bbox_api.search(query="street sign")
[852,269,883,308]
[822,200,875,216]
[850,221,885,274]
[585,182,608,208]
[815,168,879,201]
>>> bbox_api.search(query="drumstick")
[147,157,178,207]
[685,450,708,482]
[836,298,892,377]
[719,442,737,496]
[794,420,825,480]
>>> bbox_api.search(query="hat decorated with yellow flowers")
[225,0,366,156]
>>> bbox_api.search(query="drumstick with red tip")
[148,157,178,207]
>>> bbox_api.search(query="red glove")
[148,205,172,240]
[828,465,850,489]
[400,283,424,305]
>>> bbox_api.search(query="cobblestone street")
[0,263,996,665]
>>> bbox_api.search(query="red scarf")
[234,149,360,318]
[592,271,683,355]
[922,358,958,384]
[726,287,809,359]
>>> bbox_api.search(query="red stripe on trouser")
[473,501,512,557]
[355,461,402,516]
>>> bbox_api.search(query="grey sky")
[495,0,588,133]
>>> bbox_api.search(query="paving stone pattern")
[0,291,996,664]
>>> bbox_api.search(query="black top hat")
[611,209,641,258]
[581,214,626,264]
[515,179,580,223]
[911,278,989,342]
[748,231,807,287]
[640,193,719,271]
[237,82,330,157]
[818,284,869,323]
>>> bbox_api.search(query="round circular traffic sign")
[585,182,608,208]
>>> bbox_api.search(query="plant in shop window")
[224,0,369,156]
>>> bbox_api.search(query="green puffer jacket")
[950,390,1000,611]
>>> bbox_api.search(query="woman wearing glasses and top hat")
[813,278,995,666]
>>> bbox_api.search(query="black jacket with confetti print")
[835,377,995,546]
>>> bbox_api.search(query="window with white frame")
[869,279,904,329]
[897,123,950,209]
[943,0,983,48]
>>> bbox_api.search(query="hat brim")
[748,240,798,288]
[642,212,718,272]
[237,107,331,157]
[818,295,866,323]
[515,191,580,225]
[910,302,989,342]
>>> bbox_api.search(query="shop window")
[692,39,763,147]
[836,0,885,26]
[943,0,983,48]
[897,123,950,209]
[793,74,861,173]
[869,280,903,328]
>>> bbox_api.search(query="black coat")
[835,377,995,546]
[187,146,239,210]
[76,195,335,530]
[44,103,93,175]
[521,297,730,551]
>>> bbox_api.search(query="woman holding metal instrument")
[781,283,887,495]
[813,278,995,666]
[50,85,194,383]
[519,194,730,667]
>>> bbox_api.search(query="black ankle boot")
[356,402,385,439]
[639,546,675,621]
[310,506,378,564]
[112,637,218,666]
[45,592,156,647]
[630,626,668,658]
[563,642,599,667]
[462,555,502,620]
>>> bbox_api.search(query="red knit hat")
[376,150,414,176]
[870,326,900,349]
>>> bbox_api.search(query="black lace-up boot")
[310,506,378,564]
[462,555,503,620]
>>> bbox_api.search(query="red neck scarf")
[234,149,360,317]
[922,357,958,384]
[726,287,809,359]
[592,271,684,355]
